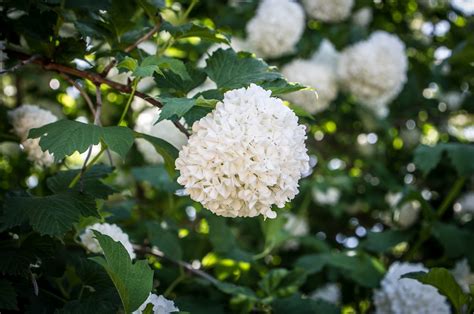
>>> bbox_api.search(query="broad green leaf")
[294,253,328,274]
[204,49,282,89]
[162,22,229,44]
[413,145,444,176]
[288,104,315,121]
[183,107,212,126]
[260,79,306,96]
[1,192,98,237]
[432,222,474,258]
[413,143,474,176]
[260,215,290,252]
[272,294,339,314]
[175,296,226,314]
[361,229,415,253]
[0,280,17,310]
[29,120,134,161]
[258,268,307,298]
[153,64,207,95]
[403,268,469,312]
[90,232,153,313]
[147,222,182,260]
[117,56,138,72]
[46,165,116,199]
[131,165,180,193]
[135,56,190,80]
[213,281,258,301]
[156,97,197,123]
[133,132,179,176]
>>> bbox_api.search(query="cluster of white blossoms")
[134,107,188,164]
[451,259,474,293]
[337,31,408,115]
[246,0,305,58]
[312,187,341,206]
[310,283,341,305]
[373,262,450,314]
[384,192,421,229]
[132,293,179,314]
[302,0,354,23]
[175,84,309,219]
[80,223,136,259]
[8,104,58,166]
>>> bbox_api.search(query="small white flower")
[246,0,305,58]
[384,192,421,229]
[373,262,450,314]
[8,104,58,166]
[352,7,373,27]
[132,293,179,314]
[451,0,474,15]
[312,187,340,205]
[452,259,474,293]
[283,213,309,249]
[175,84,309,219]
[80,223,136,259]
[337,31,408,112]
[134,107,188,164]
[302,0,354,23]
[310,283,341,305]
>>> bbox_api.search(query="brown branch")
[0,54,40,74]
[60,73,96,116]
[7,48,190,137]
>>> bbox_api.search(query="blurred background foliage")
[0,0,473,313]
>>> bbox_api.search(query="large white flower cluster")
[246,0,305,58]
[175,84,309,219]
[132,293,179,314]
[134,107,188,164]
[8,104,58,166]
[373,262,450,314]
[310,283,341,305]
[337,31,408,114]
[302,0,354,23]
[80,223,136,259]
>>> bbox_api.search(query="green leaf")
[413,143,474,176]
[135,56,190,80]
[0,280,18,310]
[361,229,415,253]
[294,253,328,275]
[258,268,307,298]
[147,222,182,260]
[260,79,306,96]
[1,192,99,237]
[413,145,444,176]
[46,165,116,199]
[153,64,207,95]
[90,231,153,313]
[29,120,134,161]
[133,132,179,176]
[432,222,474,258]
[403,268,469,312]
[213,281,258,301]
[204,49,282,90]
[162,22,229,44]
[131,165,180,193]
[288,104,315,121]
[117,56,138,72]
[272,294,339,314]
[157,97,197,123]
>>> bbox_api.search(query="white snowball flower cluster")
[8,104,58,167]
[384,192,421,229]
[246,0,305,58]
[134,107,188,164]
[451,0,474,16]
[302,0,354,23]
[175,84,309,219]
[337,31,408,114]
[312,187,341,206]
[80,223,136,259]
[352,7,373,27]
[310,283,341,305]
[132,293,179,314]
[373,262,450,314]
[452,259,474,293]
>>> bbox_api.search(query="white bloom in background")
[441,91,465,110]
[337,31,408,112]
[246,0,305,58]
[384,192,421,229]
[373,262,450,314]
[452,259,474,293]
[281,60,338,114]
[283,213,309,249]
[310,283,341,305]
[302,0,354,23]
[352,7,373,27]
[197,38,248,68]
[134,107,188,164]
[454,192,474,222]
[175,84,309,219]
[451,0,474,15]
[312,187,341,205]
[8,104,58,166]
[80,223,136,259]
[132,293,179,314]
[311,39,340,69]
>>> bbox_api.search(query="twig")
[60,73,96,116]
[0,54,40,74]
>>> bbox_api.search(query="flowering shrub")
[0,0,473,313]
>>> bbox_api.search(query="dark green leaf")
[29,120,134,161]
[432,222,474,258]
[135,56,190,80]
[258,268,307,298]
[147,222,182,260]
[162,22,229,44]
[413,145,444,176]
[204,49,282,89]
[131,165,180,193]
[153,64,207,95]
[133,132,179,176]
[90,232,153,313]
[361,229,415,253]
[156,97,196,123]
[272,294,339,314]
[260,79,306,96]
[0,280,18,310]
